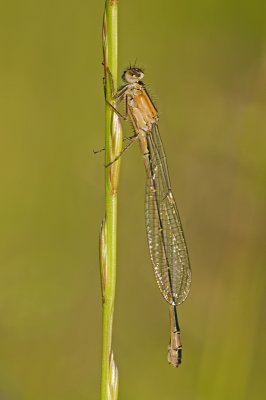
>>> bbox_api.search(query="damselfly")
[107,66,192,367]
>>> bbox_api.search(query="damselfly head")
[122,67,144,83]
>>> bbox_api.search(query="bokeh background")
[0,1,265,399]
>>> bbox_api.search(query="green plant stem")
[100,1,121,399]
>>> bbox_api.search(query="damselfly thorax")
[123,83,158,133]
[114,74,159,172]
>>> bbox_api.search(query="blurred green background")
[0,0,265,399]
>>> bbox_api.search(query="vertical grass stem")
[100,1,122,399]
